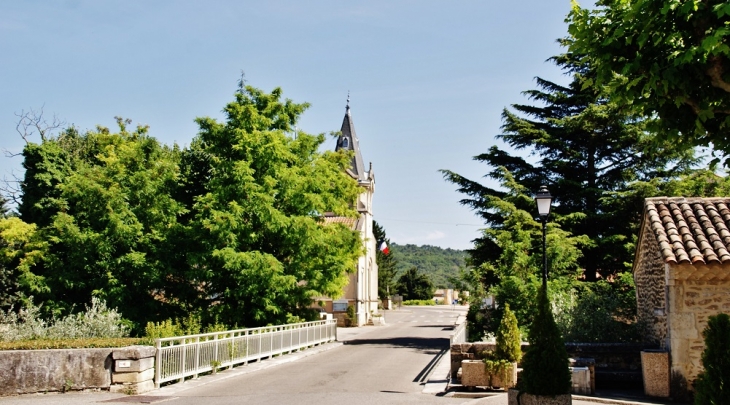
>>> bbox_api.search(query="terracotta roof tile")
[645,197,730,265]
[322,216,358,230]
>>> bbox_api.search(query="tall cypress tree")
[373,220,397,300]
[442,55,697,281]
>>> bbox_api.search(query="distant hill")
[390,243,467,288]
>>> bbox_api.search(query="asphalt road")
[156,305,469,405]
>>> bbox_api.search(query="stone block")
[571,367,591,395]
[460,360,516,388]
[669,313,698,339]
[115,357,154,373]
[641,350,670,398]
[109,380,155,395]
[112,368,155,384]
[112,345,156,360]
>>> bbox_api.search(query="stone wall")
[667,263,730,386]
[0,348,113,396]
[0,346,157,396]
[634,221,668,346]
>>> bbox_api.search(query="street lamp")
[535,185,552,289]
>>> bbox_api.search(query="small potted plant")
[509,287,571,404]
[461,304,521,389]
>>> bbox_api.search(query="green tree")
[0,217,46,310]
[495,304,522,363]
[18,119,187,325]
[567,0,730,165]
[694,313,730,405]
[396,267,434,301]
[519,286,572,396]
[187,84,363,327]
[442,56,696,281]
[373,220,397,300]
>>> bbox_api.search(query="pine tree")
[495,304,522,363]
[519,286,571,396]
[694,313,730,405]
[442,55,697,282]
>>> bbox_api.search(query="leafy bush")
[0,338,143,350]
[557,273,642,343]
[345,305,356,326]
[518,287,571,396]
[495,304,521,363]
[694,313,730,405]
[483,358,514,387]
[401,299,436,306]
[0,297,129,341]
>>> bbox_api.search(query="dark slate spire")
[336,94,366,181]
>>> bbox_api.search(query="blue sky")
[1,1,578,250]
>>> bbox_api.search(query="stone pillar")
[641,350,670,398]
[110,346,156,394]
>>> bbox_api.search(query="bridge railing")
[154,319,337,387]
[450,319,467,345]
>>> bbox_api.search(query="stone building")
[633,197,730,390]
[315,98,379,327]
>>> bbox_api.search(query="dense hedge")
[0,337,145,350]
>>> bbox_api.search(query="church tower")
[329,95,378,326]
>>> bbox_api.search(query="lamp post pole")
[541,215,547,289]
[535,185,553,290]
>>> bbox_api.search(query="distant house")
[633,197,730,390]
[314,99,378,327]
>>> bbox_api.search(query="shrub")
[345,305,356,326]
[495,304,521,363]
[0,297,129,341]
[402,299,436,306]
[558,272,642,343]
[694,313,730,405]
[518,286,571,396]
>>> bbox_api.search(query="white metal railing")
[154,319,337,387]
[450,320,467,345]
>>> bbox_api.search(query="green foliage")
[0,297,129,341]
[519,287,571,396]
[0,217,46,310]
[373,221,397,300]
[12,82,364,330]
[694,313,730,405]
[16,120,186,326]
[188,84,362,327]
[396,267,435,301]
[482,358,514,388]
[390,243,466,288]
[558,272,642,343]
[567,0,730,165]
[345,305,356,326]
[495,304,521,363]
[0,338,144,350]
[401,299,436,306]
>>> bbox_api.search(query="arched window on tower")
[342,138,349,148]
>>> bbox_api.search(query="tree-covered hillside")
[390,243,466,289]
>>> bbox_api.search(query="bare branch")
[14,106,65,144]
[2,148,21,158]
[0,172,23,208]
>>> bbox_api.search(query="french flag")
[379,241,389,255]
